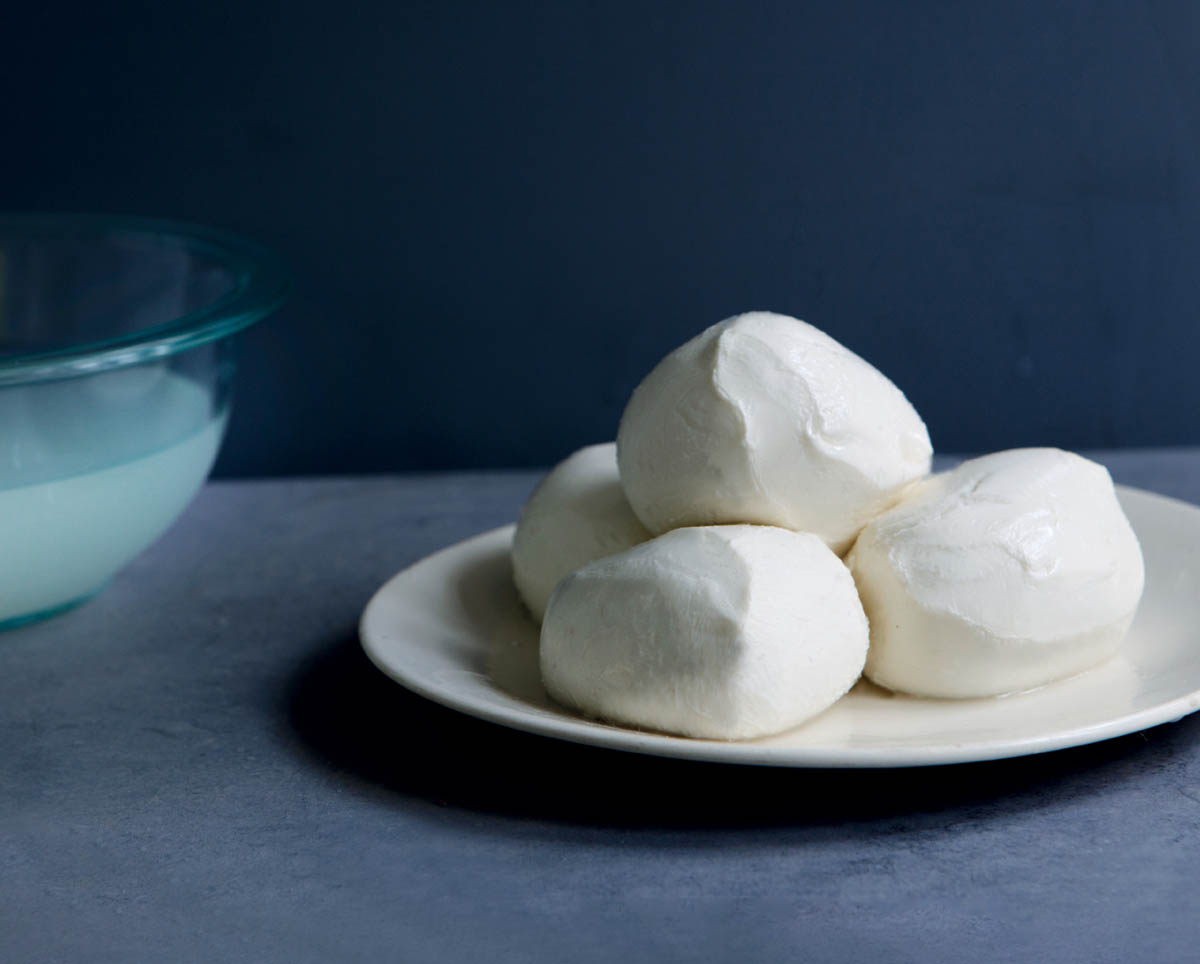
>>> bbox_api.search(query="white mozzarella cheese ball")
[540,524,869,739]
[512,443,650,622]
[847,448,1145,698]
[617,311,932,554]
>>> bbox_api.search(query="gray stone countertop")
[4,450,1200,963]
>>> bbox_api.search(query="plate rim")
[359,484,1200,768]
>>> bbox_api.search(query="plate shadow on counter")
[282,630,1200,831]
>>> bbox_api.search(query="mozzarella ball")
[512,443,651,621]
[847,448,1145,698]
[616,311,932,554]
[540,525,869,739]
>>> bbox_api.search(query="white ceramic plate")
[359,486,1200,767]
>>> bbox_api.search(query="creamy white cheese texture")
[511,443,651,622]
[616,311,932,554]
[847,448,1145,698]
[540,524,869,740]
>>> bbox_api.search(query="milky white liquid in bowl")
[0,368,224,625]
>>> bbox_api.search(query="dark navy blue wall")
[3,1,1199,474]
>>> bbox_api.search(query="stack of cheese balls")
[512,312,1145,740]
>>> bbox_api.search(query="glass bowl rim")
[0,212,289,385]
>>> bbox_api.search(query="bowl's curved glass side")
[0,411,227,627]
[0,235,235,357]
[0,341,234,627]
[0,215,282,626]
[0,341,231,490]
[0,214,287,385]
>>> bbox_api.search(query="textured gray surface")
[3,453,1200,963]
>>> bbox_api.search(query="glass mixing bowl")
[0,214,287,628]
